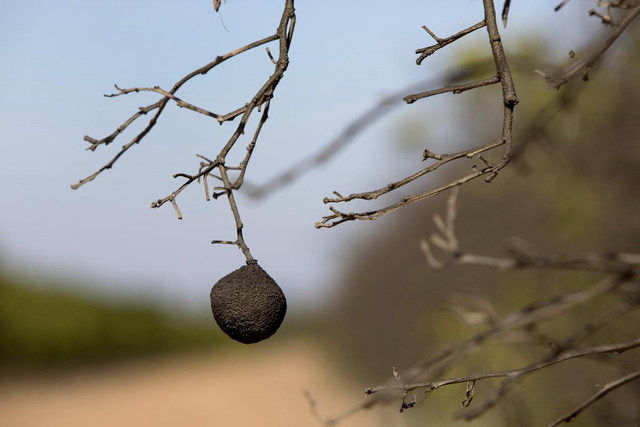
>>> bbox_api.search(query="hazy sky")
[0,1,596,312]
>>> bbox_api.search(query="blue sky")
[0,1,596,312]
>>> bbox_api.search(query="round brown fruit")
[210,263,287,344]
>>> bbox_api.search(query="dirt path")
[0,340,392,427]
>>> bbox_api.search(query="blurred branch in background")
[311,1,640,425]
[541,2,640,88]
[244,59,498,200]
[313,190,639,425]
[421,190,640,276]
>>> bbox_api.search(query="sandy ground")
[0,340,397,427]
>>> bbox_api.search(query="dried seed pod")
[210,263,287,344]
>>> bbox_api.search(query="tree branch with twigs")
[70,1,640,423]
[72,0,296,263]
[304,0,640,411]
[309,0,639,230]
[309,188,639,425]
[315,0,518,229]
[241,2,638,222]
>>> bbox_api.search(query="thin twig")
[71,33,280,190]
[546,370,640,427]
[501,0,512,27]
[455,251,639,274]
[150,1,295,228]
[246,60,498,199]
[421,189,640,275]
[233,101,272,189]
[218,166,255,263]
[554,0,572,12]
[416,20,486,65]
[320,273,627,425]
[105,85,225,120]
[404,76,500,104]
[322,139,502,205]
[74,0,296,263]
[457,302,638,421]
[545,5,640,89]
[367,337,640,395]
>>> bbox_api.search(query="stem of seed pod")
[218,165,255,264]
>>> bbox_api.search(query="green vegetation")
[0,272,223,372]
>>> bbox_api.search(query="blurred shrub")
[0,273,223,372]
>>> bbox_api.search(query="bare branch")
[247,60,500,199]
[547,370,640,427]
[325,166,639,424]
[322,273,629,424]
[316,0,518,229]
[147,1,295,235]
[404,76,500,104]
[554,0,573,12]
[315,165,487,229]
[211,239,237,246]
[217,166,255,263]
[74,0,297,264]
[322,139,501,206]
[169,198,183,220]
[457,302,638,421]
[545,5,640,89]
[367,337,640,396]
[306,395,378,427]
[232,101,272,189]
[105,85,224,120]
[416,20,486,65]
[71,32,280,190]
[421,187,640,277]
[501,0,512,27]
[150,160,220,214]
[456,251,640,274]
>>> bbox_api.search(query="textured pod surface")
[210,263,287,344]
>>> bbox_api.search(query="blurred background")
[1,1,639,426]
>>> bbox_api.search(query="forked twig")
[316,0,518,229]
[73,0,297,262]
